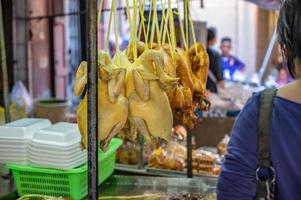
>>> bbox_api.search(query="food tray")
[6,138,123,200]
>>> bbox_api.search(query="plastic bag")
[217,134,230,156]
[10,81,33,114]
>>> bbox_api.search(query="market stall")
[0,0,282,199]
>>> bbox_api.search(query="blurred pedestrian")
[206,27,225,93]
[220,37,245,80]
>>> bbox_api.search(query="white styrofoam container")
[29,140,81,151]
[31,122,81,146]
[0,148,27,153]
[0,144,27,149]
[0,160,28,165]
[0,118,51,139]
[28,154,86,164]
[29,156,86,169]
[0,154,27,159]
[28,149,86,160]
[28,145,85,156]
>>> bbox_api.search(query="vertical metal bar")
[49,0,56,97]
[138,134,144,169]
[87,0,98,199]
[259,28,277,84]
[0,0,11,122]
[184,0,193,179]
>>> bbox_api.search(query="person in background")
[276,67,289,87]
[206,27,225,93]
[273,45,293,87]
[220,37,245,80]
[217,0,301,199]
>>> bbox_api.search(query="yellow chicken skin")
[74,52,128,151]
[125,49,174,143]
[188,42,209,90]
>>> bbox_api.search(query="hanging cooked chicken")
[74,0,212,150]
[125,49,175,142]
[74,52,128,150]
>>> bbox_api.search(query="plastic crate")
[6,138,123,200]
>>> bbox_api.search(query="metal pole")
[86,0,98,199]
[258,28,277,84]
[49,0,56,97]
[0,0,11,123]
[184,0,193,179]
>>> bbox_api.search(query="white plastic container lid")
[32,122,81,146]
[0,118,51,139]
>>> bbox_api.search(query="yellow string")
[105,0,115,53]
[184,0,189,48]
[161,0,175,61]
[188,7,198,54]
[145,0,153,49]
[113,0,119,54]
[154,0,161,46]
[159,0,167,43]
[175,0,188,51]
[149,0,157,48]
[168,0,176,52]
[97,0,104,29]
[133,0,138,61]
[138,0,147,41]
[161,3,169,45]
[125,0,132,30]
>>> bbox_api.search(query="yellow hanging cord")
[138,0,147,41]
[161,3,169,45]
[184,0,189,49]
[132,0,138,61]
[113,0,119,54]
[168,0,176,52]
[154,0,161,46]
[125,0,132,31]
[188,8,198,54]
[145,0,153,49]
[105,0,115,53]
[97,0,104,29]
[149,0,157,48]
[175,0,188,51]
[125,0,135,56]
[161,0,174,61]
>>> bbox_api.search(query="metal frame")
[183,0,193,179]
[258,27,278,84]
[84,0,194,198]
[86,0,98,199]
[0,0,11,123]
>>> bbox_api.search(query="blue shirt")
[217,92,301,200]
[221,55,245,79]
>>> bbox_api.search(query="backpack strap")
[256,89,277,200]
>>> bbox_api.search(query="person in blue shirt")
[220,37,245,80]
[217,1,301,199]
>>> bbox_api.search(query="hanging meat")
[74,52,128,150]
[125,49,175,143]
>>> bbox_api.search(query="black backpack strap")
[256,89,277,200]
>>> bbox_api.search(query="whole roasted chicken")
[74,52,128,150]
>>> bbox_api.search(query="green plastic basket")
[6,138,123,200]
